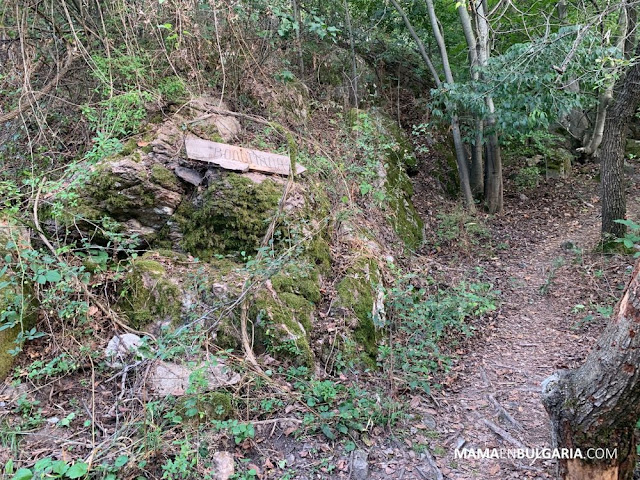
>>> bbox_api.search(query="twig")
[488,394,523,431]
[482,418,526,448]
[0,45,78,124]
[422,448,444,480]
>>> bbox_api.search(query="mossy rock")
[546,147,573,178]
[271,267,321,305]
[306,235,332,276]
[335,257,381,361]
[150,164,180,190]
[176,173,282,260]
[117,257,182,329]
[252,289,314,367]
[0,219,38,380]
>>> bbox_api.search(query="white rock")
[211,451,235,480]
[105,334,143,367]
[352,449,369,480]
[147,360,241,397]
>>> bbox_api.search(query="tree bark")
[475,0,503,213]
[343,0,358,108]
[542,260,640,479]
[600,40,640,238]
[424,0,475,210]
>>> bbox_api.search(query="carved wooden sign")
[184,136,306,176]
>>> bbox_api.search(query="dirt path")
[433,212,604,480]
[370,169,640,480]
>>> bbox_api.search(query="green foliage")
[514,166,540,190]
[614,219,640,256]
[435,208,490,248]
[382,272,498,392]
[11,459,89,480]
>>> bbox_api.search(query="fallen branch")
[482,418,526,448]
[488,394,523,431]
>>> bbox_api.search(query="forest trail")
[380,171,640,480]
[434,212,603,480]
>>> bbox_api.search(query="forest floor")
[2,157,639,480]
[372,162,640,480]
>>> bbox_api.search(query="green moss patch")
[336,258,381,360]
[117,257,182,329]
[252,289,314,367]
[150,164,179,190]
[176,173,282,260]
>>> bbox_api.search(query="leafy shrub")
[514,166,540,189]
[382,273,498,392]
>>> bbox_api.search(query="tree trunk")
[600,40,640,238]
[542,260,640,479]
[390,0,474,210]
[458,1,484,198]
[343,0,358,108]
[475,0,502,213]
[470,119,484,197]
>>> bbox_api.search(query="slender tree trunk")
[425,0,475,210]
[542,260,640,479]
[292,0,304,75]
[390,0,474,210]
[475,0,503,213]
[601,40,640,238]
[343,0,358,108]
[579,6,627,157]
[458,1,484,198]
[470,120,484,196]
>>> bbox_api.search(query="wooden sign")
[184,136,306,176]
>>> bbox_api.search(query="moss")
[336,258,380,360]
[117,258,182,329]
[385,152,424,249]
[0,221,38,380]
[306,236,332,275]
[271,269,321,304]
[150,164,179,190]
[120,138,138,156]
[87,164,155,215]
[176,173,282,260]
[252,290,314,367]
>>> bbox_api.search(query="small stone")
[422,413,437,430]
[212,451,234,480]
[174,166,203,186]
[105,333,143,367]
[286,453,296,466]
[519,193,529,201]
[147,359,241,397]
[352,449,369,480]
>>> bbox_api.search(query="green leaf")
[66,462,89,479]
[11,469,33,480]
[320,423,335,440]
[114,456,129,468]
[44,270,62,283]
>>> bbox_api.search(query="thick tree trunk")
[542,260,640,479]
[600,42,640,238]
